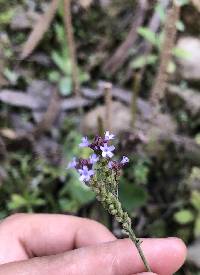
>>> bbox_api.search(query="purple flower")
[121,156,129,165]
[78,165,94,182]
[67,157,77,169]
[79,137,90,147]
[104,131,115,141]
[100,144,115,158]
[108,161,113,169]
[89,153,99,164]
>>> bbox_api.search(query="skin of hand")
[0,214,186,275]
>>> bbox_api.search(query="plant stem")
[91,177,151,272]
[104,82,113,132]
[126,226,151,272]
[131,72,142,128]
[150,1,180,107]
[63,0,80,97]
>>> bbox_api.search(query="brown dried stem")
[63,0,80,97]
[104,82,113,131]
[131,72,142,128]
[150,1,180,106]
[103,0,148,75]
[21,0,60,59]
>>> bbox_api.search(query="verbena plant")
[68,131,151,271]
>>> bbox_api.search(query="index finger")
[0,213,116,264]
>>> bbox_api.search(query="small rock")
[176,37,200,81]
[188,239,200,268]
[82,101,131,134]
[167,85,200,117]
[11,6,39,30]
[82,100,177,138]
[79,0,93,8]
[100,0,111,7]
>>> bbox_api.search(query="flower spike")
[67,131,151,272]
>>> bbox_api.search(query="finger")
[0,213,115,263]
[0,237,187,275]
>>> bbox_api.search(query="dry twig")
[32,89,61,138]
[104,82,113,131]
[150,1,180,106]
[103,0,148,75]
[63,0,80,97]
[131,72,142,128]
[21,0,60,59]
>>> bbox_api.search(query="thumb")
[0,238,186,275]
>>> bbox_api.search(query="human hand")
[0,214,186,274]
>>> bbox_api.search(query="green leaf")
[59,198,79,213]
[176,20,185,32]
[195,133,200,146]
[137,27,158,47]
[173,47,191,59]
[174,209,195,224]
[167,61,176,74]
[0,8,14,25]
[133,160,150,185]
[59,170,95,209]
[3,68,18,85]
[194,216,200,238]
[8,194,27,210]
[119,183,148,213]
[190,191,200,211]
[51,51,71,75]
[34,198,45,207]
[67,180,95,206]
[131,55,158,69]
[59,77,72,96]
[79,71,90,83]
[54,23,65,44]
[49,71,61,83]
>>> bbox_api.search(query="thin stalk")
[104,82,113,132]
[63,0,80,97]
[150,1,180,107]
[127,227,151,272]
[131,72,142,128]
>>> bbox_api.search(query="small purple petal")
[89,153,99,164]
[88,170,94,176]
[109,145,115,151]
[104,131,115,141]
[121,156,129,165]
[108,161,113,169]
[100,144,115,158]
[79,137,90,147]
[107,151,114,158]
[67,157,77,169]
[78,165,94,182]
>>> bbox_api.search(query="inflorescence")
[68,131,129,184]
[67,131,151,272]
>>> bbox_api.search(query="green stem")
[126,226,151,272]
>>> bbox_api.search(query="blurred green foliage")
[49,22,89,95]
